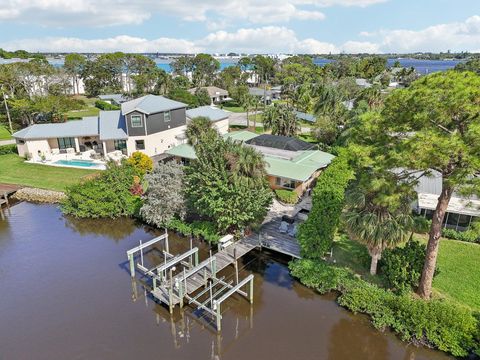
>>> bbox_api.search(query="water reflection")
[64,215,140,241]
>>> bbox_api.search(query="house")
[248,87,281,105]
[355,78,372,88]
[166,131,335,195]
[186,106,230,135]
[13,95,188,161]
[187,86,229,104]
[413,170,479,231]
[98,94,128,106]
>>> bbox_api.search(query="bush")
[380,240,428,293]
[290,259,479,357]
[95,100,120,110]
[275,189,298,204]
[413,216,431,233]
[167,218,221,244]
[127,151,153,177]
[61,161,141,218]
[442,228,479,243]
[296,153,354,259]
[0,144,18,155]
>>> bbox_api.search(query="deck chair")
[279,221,289,233]
[288,224,297,237]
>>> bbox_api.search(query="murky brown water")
[0,202,452,360]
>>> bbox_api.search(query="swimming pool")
[54,159,101,168]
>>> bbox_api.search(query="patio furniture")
[288,224,297,237]
[279,221,289,233]
[281,215,295,224]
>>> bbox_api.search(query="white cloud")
[2,35,200,53]
[375,15,480,52]
[341,40,380,53]
[0,0,384,27]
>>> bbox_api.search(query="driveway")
[0,139,15,146]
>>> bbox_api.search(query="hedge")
[275,189,298,204]
[95,100,120,111]
[289,259,479,357]
[0,144,18,155]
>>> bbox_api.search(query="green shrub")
[61,161,141,218]
[167,218,220,244]
[0,144,18,155]
[275,189,298,204]
[380,240,427,293]
[442,228,479,243]
[413,216,431,233]
[95,100,120,110]
[290,258,479,357]
[296,153,354,259]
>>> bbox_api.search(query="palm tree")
[263,103,299,137]
[225,141,267,187]
[241,94,256,127]
[342,178,413,275]
[358,86,383,109]
[185,116,217,146]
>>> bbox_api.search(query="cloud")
[2,35,200,53]
[375,15,480,52]
[0,0,384,27]
[342,41,380,53]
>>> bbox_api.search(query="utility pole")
[2,90,12,133]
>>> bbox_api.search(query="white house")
[13,95,190,161]
[186,106,230,135]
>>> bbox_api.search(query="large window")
[135,140,145,150]
[131,115,143,128]
[114,140,127,154]
[275,177,296,189]
[164,111,171,122]
[57,137,75,150]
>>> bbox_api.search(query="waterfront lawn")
[0,125,11,140]
[332,234,480,310]
[431,239,480,310]
[0,154,98,191]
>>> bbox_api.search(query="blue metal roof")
[13,117,99,140]
[99,111,128,140]
[121,95,186,115]
[294,111,316,123]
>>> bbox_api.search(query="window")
[276,177,296,189]
[164,111,171,122]
[58,137,75,150]
[114,140,127,154]
[131,115,143,128]
[135,140,145,150]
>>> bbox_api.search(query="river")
[0,202,452,359]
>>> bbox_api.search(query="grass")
[0,154,98,191]
[0,125,12,140]
[297,133,319,144]
[332,234,480,310]
[65,95,100,120]
[229,125,266,134]
[222,105,245,113]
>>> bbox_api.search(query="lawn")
[65,95,100,120]
[332,234,480,310]
[0,154,98,191]
[229,124,266,134]
[430,238,480,310]
[0,125,12,140]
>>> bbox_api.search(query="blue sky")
[0,0,478,53]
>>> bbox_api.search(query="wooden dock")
[257,218,301,258]
[151,236,258,306]
[0,184,22,219]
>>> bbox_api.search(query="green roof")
[166,143,197,159]
[166,137,335,182]
[223,130,259,142]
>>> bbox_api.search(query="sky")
[0,0,479,54]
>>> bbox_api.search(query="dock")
[257,218,301,258]
[127,232,257,331]
[0,184,21,220]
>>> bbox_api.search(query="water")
[0,202,452,360]
[54,159,101,168]
[43,56,460,75]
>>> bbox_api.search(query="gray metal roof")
[249,88,272,97]
[121,95,187,115]
[13,117,99,140]
[99,111,128,140]
[187,86,228,97]
[186,106,228,122]
[294,111,316,123]
[98,94,128,104]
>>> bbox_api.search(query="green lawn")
[0,154,98,191]
[0,125,12,140]
[229,125,266,134]
[332,234,480,310]
[65,107,100,120]
[222,105,245,113]
[430,238,480,310]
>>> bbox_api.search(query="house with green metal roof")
[166,131,335,195]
